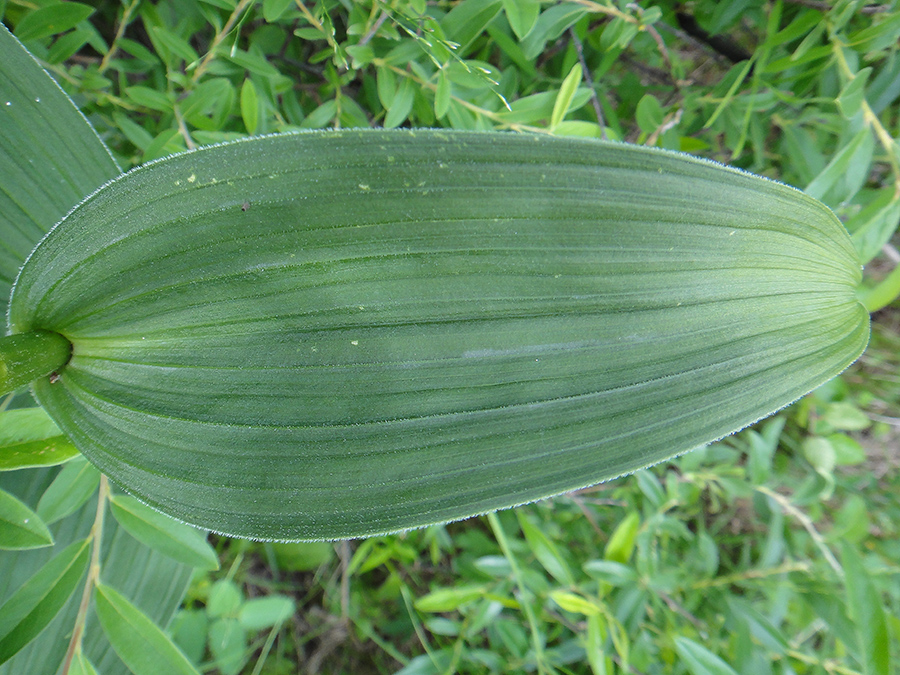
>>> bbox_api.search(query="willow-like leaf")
[0,538,89,664]
[8,130,869,540]
[0,408,79,471]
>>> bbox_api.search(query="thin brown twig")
[570,0,636,22]
[883,243,900,263]
[868,412,900,426]
[691,560,812,590]
[359,9,390,46]
[755,486,842,577]
[99,0,140,73]
[567,493,607,537]
[339,540,350,621]
[192,0,256,83]
[172,102,196,150]
[294,0,343,65]
[654,19,730,64]
[644,21,677,85]
[569,28,607,139]
[657,590,708,638]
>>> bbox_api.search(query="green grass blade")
[9,130,869,540]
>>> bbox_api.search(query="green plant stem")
[487,512,550,675]
[249,622,283,675]
[832,42,900,197]
[61,475,109,675]
[0,330,72,396]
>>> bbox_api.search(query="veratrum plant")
[1,126,869,540]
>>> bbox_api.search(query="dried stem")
[99,0,140,74]
[569,29,607,139]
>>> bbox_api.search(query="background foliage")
[1,0,899,673]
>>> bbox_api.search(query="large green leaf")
[8,130,869,540]
[0,23,120,306]
[0,24,192,675]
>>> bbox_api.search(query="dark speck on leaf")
[242,201,250,211]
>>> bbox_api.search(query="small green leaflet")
[238,596,296,630]
[0,539,90,664]
[502,0,540,40]
[0,408,80,471]
[674,636,740,675]
[0,489,52,550]
[13,3,95,41]
[95,584,201,675]
[517,511,575,586]
[36,457,101,524]
[550,62,583,129]
[109,495,219,570]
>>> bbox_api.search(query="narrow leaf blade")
[95,583,201,675]
[239,79,259,135]
[550,63,582,129]
[14,3,95,41]
[517,512,575,586]
[674,636,740,675]
[0,538,90,664]
[0,489,53,550]
[842,542,891,675]
[35,457,101,524]
[109,496,218,571]
[0,408,80,471]
[68,651,100,675]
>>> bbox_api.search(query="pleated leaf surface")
[0,24,119,304]
[0,25,193,675]
[9,130,869,539]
